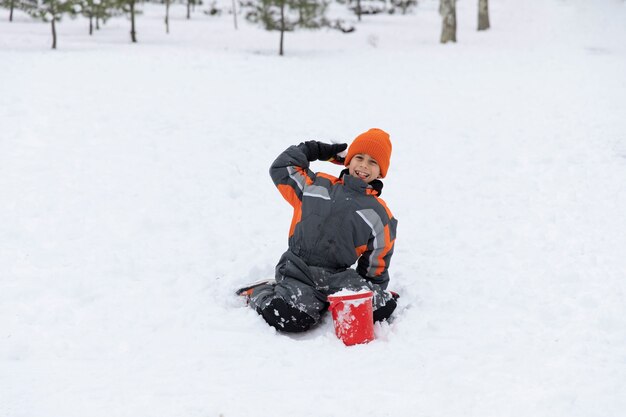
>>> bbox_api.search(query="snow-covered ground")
[1,1,626,416]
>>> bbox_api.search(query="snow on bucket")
[327,289,375,346]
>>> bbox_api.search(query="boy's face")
[348,153,381,183]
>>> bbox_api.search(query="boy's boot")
[235,278,276,297]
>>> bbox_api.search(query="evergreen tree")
[389,0,417,15]
[93,0,116,30]
[165,0,170,33]
[26,0,78,49]
[245,0,328,56]
[114,0,139,42]
[2,0,17,21]
[79,0,114,34]
[3,0,39,21]
[187,0,191,20]
[231,0,238,29]
[80,0,95,33]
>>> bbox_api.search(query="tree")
[390,0,417,15]
[92,0,115,31]
[439,0,456,43]
[115,0,139,42]
[79,0,113,34]
[231,0,238,29]
[477,0,489,31]
[26,0,78,49]
[165,0,170,33]
[186,0,196,19]
[2,0,17,21]
[81,0,97,33]
[93,0,117,30]
[128,0,137,42]
[245,0,328,56]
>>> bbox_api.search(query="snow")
[328,289,373,309]
[1,0,626,416]
[328,289,373,298]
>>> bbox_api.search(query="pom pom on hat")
[344,128,392,178]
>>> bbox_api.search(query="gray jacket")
[270,143,398,288]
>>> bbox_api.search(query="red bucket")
[328,290,375,346]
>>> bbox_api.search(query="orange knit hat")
[344,128,392,178]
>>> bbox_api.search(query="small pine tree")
[79,0,112,34]
[93,0,117,30]
[26,0,78,48]
[389,0,416,15]
[113,0,140,42]
[245,0,328,55]
[2,0,17,21]
[165,0,170,33]
[186,0,195,19]
[353,0,361,21]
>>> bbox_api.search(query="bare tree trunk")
[231,0,238,30]
[130,0,137,42]
[51,18,57,49]
[279,0,285,56]
[165,0,170,34]
[356,0,362,21]
[186,0,191,19]
[9,0,15,21]
[440,0,456,43]
[96,10,100,30]
[478,0,489,31]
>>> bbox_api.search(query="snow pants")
[248,250,397,332]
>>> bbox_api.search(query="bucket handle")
[328,301,344,313]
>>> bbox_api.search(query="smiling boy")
[240,128,398,332]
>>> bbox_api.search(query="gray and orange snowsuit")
[248,141,398,332]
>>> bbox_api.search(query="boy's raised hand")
[299,141,348,164]
[319,142,348,165]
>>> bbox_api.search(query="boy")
[239,128,398,332]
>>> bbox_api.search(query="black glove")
[299,141,348,162]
